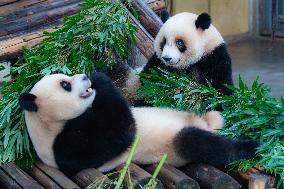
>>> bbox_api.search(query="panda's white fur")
[19,73,257,175]
[99,107,223,172]
[154,12,224,69]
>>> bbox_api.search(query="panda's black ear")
[19,93,38,112]
[195,13,211,30]
[160,9,170,23]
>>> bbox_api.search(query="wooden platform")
[0,161,275,189]
[0,0,275,188]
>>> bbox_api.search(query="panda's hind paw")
[203,111,224,132]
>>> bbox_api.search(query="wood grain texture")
[117,163,164,189]
[0,168,22,189]
[181,164,241,189]
[145,164,200,189]
[0,3,80,37]
[0,0,18,7]
[72,168,109,188]
[35,162,80,189]
[0,29,50,61]
[1,163,43,189]
[29,165,62,189]
[1,0,82,22]
[123,5,155,59]
[126,0,163,38]
[0,0,47,16]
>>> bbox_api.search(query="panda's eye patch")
[60,81,71,92]
[176,39,186,52]
[160,38,166,50]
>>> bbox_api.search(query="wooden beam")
[0,2,80,37]
[117,163,164,189]
[145,164,200,189]
[0,0,47,16]
[1,162,44,189]
[1,0,82,23]
[122,5,154,59]
[126,0,163,38]
[29,165,62,189]
[0,0,18,7]
[72,168,109,188]
[35,161,80,189]
[0,28,56,61]
[182,164,241,189]
[0,168,22,189]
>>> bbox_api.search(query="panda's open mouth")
[80,87,94,99]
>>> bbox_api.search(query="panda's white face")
[154,12,224,69]
[30,74,96,122]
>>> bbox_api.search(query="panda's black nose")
[162,57,172,62]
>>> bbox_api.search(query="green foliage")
[0,0,137,168]
[139,69,284,188]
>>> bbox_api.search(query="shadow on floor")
[228,37,284,99]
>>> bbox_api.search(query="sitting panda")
[19,72,257,176]
[140,11,234,97]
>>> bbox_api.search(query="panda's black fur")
[20,72,258,176]
[143,44,233,96]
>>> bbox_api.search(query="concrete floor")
[228,37,284,99]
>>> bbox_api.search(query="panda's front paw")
[203,111,224,132]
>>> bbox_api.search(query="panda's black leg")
[174,127,259,168]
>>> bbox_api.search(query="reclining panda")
[19,72,258,176]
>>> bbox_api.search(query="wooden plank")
[0,168,22,189]
[0,0,18,7]
[0,2,81,37]
[0,0,46,16]
[1,0,82,22]
[123,5,154,59]
[28,165,62,189]
[145,164,200,189]
[181,164,241,189]
[1,163,43,189]
[116,163,164,189]
[0,29,48,61]
[0,3,154,61]
[35,162,80,189]
[127,0,163,38]
[72,168,109,188]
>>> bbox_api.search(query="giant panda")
[137,11,234,102]
[19,72,257,176]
